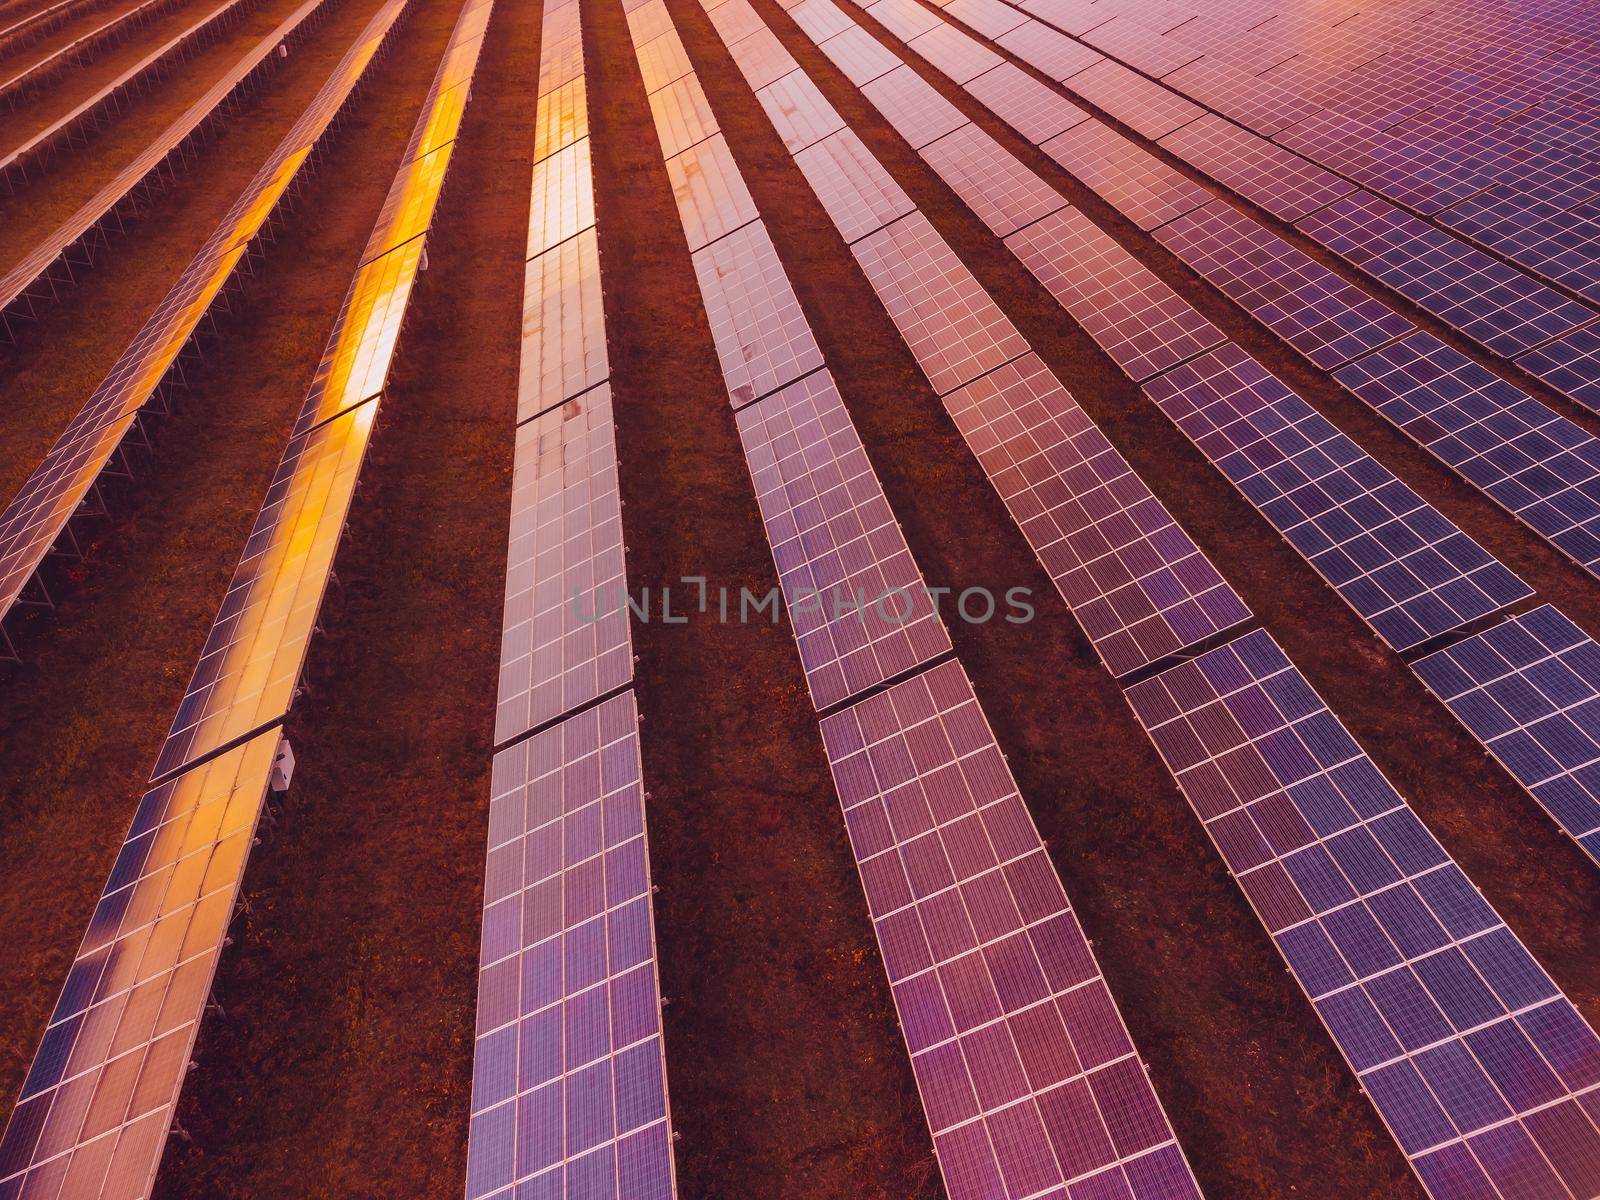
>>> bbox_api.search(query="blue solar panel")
[1414,605,1600,868]
[1126,629,1600,1200]
[1144,344,1531,651]
[1334,333,1600,582]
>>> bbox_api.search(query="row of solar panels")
[697,1,1600,1198]
[463,0,678,1195]
[807,0,1600,876]
[0,0,361,660]
[0,1,492,1194]
[0,0,334,334]
[0,0,114,53]
[0,0,177,107]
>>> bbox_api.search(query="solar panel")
[1058,58,1203,140]
[853,211,1031,394]
[706,0,763,43]
[1414,605,1600,867]
[815,24,900,85]
[495,390,633,745]
[1159,56,1323,138]
[519,227,610,424]
[1039,118,1214,231]
[962,61,1090,145]
[1334,333,1600,581]
[1158,114,1355,224]
[533,76,588,162]
[1078,15,1199,78]
[1126,629,1600,1200]
[537,7,585,92]
[863,0,939,41]
[647,74,718,158]
[859,65,971,150]
[940,0,1026,39]
[1143,344,1532,651]
[625,0,673,43]
[793,128,917,244]
[920,122,1067,237]
[756,68,846,153]
[1297,193,1597,358]
[0,732,280,1200]
[723,26,798,89]
[735,370,952,709]
[1005,206,1225,382]
[663,134,760,251]
[819,658,1203,1200]
[944,352,1250,674]
[1517,324,1600,418]
[466,693,676,1200]
[904,22,1003,84]
[527,138,597,258]
[633,29,694,93]
[994,19,1102,81]
[1153,199,1415,370]
[692,220,825,407]
[788,0,851,40]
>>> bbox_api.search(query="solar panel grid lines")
[720,25,799,89]
[466,691,677,1200]
[632,26,694,93]
[993,17,1102,81]
[919,120,1069,238]
[1295,191,1598,360]
[647,72,719,158]
[1413,605,1600,868]
[1518,324,1600,419]
[814,23,901,85]
[0,731,281,1200]
[1123,629,1600,1200]
[961,61,1090,145]
[818,658,1204,1200]
[661,134,761,252]
[858,64,971,149]
[943,351,1252,676]
[1332,332,1600,584]
[519,227,610,425]
[527,138,598,259]
[706,0,765,43]
[1152,199,1416,371]
[1141,343,1534,653]
[755,67,846,153]
[1038,117,1214,231]
[904,20,1004,84]
[792,127,917,244]
[787,0,853,43]
[1053,56,1203,140]
[691,220,826,407]
[1003,205,1226,383]
[939,0,1027,40]
[863,0,939,41]
[852,210,1032,395]
[1156,113,1356,224]
[735,370,953,710]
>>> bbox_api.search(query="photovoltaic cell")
[519,227,609,424]
[1334,333,1600,581]
[495,390,632,746]
[664,134,760,251]
[787,0,852,42]
[756,68,846,152]
[1040,118,1213,231]
[944,352,1250,675]
[647,74,718,158]
[633,29,694,93]
[0,732,278,1200]
[994,19,1101,82]
[691,219,826,407]
[724,26,798,89]
[1059,57,1203,140]
[816,24,900,85]
[920,122,1067,238]
[859,65,971,150]
[1126,629,1600,1200]
[940,0,1026,39]
[735,370,952,709]
[904,22,1003,85]
[1414,605,1600,867]
[853,212,1030,394]
[962,61,1089,145]
[1158,114,1355,224]
[1297,193,1597,358]
[863,0,939,41]
[819,659,1203,1200]
[1517,324,1600,418]
[527,138,597,258]
[1143,344,1531,652]
[794,128,917,243]
[466,693,675,1200]
[1005,206,1224,382]
[1153,199,1415,370]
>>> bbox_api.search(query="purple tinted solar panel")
[1158,114,1355,224]
[945,352,1250,674]
[1144,344,1530,651]
[1126,629,1600,1196]
[820,659,1202,1200]
[735,370,952,709]
[921,122,1068,238]
[1297,193,1596,358]
[852,211,1031,394]
[1414,605,1600,868]
[1334,333,1600,582]
[1040,119,1214,231]
[495,388,633,745]
[467,693,676,1200]
[1061,57,1204,140]
[995,18,1103,82]
[1005,206,1224,382]
[1154,199,1414,370]
[963,61,1090,145]
[1517,323,1600,417]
